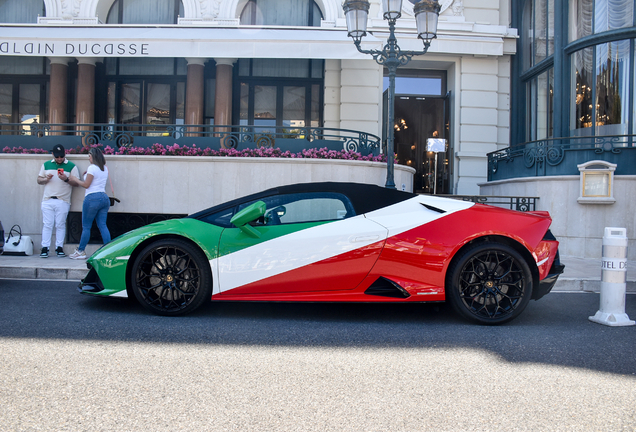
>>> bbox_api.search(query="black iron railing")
[487,135,636,181]
[0,123,381,156]
[436,195,538,212]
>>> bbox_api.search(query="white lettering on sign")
[601,258,627,271]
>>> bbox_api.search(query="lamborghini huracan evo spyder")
[78,182,564,324]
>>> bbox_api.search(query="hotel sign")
[0,41,151,56]
[0,27,369,60]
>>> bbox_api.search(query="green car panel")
[86,218,225,296]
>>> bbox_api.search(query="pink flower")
[1,142,387,163]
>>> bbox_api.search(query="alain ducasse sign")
[0,41,151,56]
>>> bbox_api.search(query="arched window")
[571,39,632,137]
[568,0,635,137]
[240,0,323,26]
[0,0,44,23]
[107,0,183,24]
[569,0,634,42]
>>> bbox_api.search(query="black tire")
[446,242,533,325]
[130,238,212,316]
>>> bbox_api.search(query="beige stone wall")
[463,0,501,25]
[455,56,508,195]
[480,176,636,260]
[338,59,383,139]
[0,154,414,248]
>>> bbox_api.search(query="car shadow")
[1,279,635,375]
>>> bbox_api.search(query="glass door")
[114,80,184,132]
[238,80,321,131]
[120,82,141,124]
[145,82,171,136]
[383,71,450,194]
[393,94,451,194]
[0,84,12,133]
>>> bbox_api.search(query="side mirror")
[230,201,266,238]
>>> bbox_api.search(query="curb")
[551,279,635,293]
[0,266,88,281]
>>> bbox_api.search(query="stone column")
[48,57,71,135]
[185,58,206,136]
[214,58,237,145]
[76,58,98,146]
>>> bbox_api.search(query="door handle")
[351,235,380,243]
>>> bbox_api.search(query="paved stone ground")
[1,280,635,432]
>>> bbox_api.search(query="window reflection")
[107,0,183,24]
[522,0,555,70]
[237,60,323,128]
[283,86,305,128]
[146,83,171,134]
[593,0,634,34]
[571,41,631,136]
[240,0,323,26]
[254,85,277,133]
[535,0,547,65]
[569,0,634,42]
[526,69,554,141]
[0,0,43,23]
[0,83,12,125]
[595,40,630,135]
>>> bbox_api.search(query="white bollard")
[589,227,634,326]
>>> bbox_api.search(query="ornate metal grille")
[437,195,538,212]
[66,212,187,244]
[488,135,636,181]
[1,123,381,156]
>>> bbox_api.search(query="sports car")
[78,182,564,324]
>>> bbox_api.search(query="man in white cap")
[37,144,79,258]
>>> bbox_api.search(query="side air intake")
[365,277,411,298]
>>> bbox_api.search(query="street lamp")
[342,0,440,189]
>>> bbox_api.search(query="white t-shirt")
[85,164,109,196]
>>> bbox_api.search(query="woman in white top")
[68,147,111,259]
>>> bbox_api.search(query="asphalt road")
[0,279,635,432]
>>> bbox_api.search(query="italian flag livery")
[79,182,564,324]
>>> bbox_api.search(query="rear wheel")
[130,239,212,316]
[446,242,533,325]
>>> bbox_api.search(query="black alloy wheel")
[130,239,212,316]
[446,242,533,325]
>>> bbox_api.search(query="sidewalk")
[0,253,90,281]
[0,254,634,293]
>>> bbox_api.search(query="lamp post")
[343,0,440,189]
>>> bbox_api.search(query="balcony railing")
[436,195,538,212]
[487,135,636,181]
[0,123,381,156]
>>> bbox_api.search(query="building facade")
[511,0,635,148]
[0,0,517,195]
[483,0,636,259]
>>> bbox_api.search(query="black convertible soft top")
[189,182,416,220]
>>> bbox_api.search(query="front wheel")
[130,239,212,316]
[446,242,533,325]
